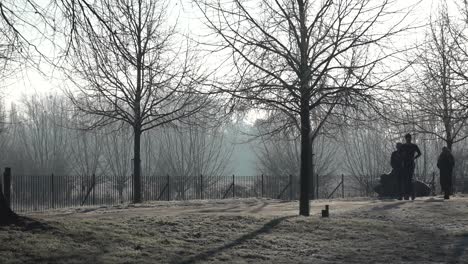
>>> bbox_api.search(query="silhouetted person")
[400,133,421,200]
[391,142,405,200]
[437,147,455,200]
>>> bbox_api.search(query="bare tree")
[69,128,104,203]
[254,115,337,176]
[102,125,133,203]
[400,6,468,152]
[70,129,103,178]
[0,27,19,84]
[157,124,232,177]
[196,0,411,215]
[0,102,16,223]
[0,4,38,221]
[8,96,73,175]
[140,121,232,199]
[341,125,392,196]
[0,181,17,225]
[64,0,213,203]
[452,137,468,191]
[256,129,338,198]
[0,9,20,223]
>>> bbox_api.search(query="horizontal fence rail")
[9,173,135,212]
[7,169,462,213]
[8,173,304,212]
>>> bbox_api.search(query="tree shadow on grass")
[195,205,243,214]
[449,233,468,264]
[423,197,445,203]
[249,200,269,214]
[370,201,406,211]
[0,215,54,232]
[172,215,296,264]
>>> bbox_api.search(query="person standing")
[400,133,421,200]
[437,147,455,199]
[391,143,405,200]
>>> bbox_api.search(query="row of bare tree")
[0,95,232,179]
[1,0,468,218]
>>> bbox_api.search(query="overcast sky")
[0,0,461,108]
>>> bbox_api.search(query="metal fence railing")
[7,168,463,213]
[7,173,302,212]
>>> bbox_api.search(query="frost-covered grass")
[1,197,467,263]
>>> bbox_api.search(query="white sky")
[1,0,461,109]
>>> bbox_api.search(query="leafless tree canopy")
[4,0,468,216]
[65,0,209,130]
[395,5,468,151]
[59,0,219,202]
[195,0,413,215]
[0,94,233,200]
[196,0,409,120]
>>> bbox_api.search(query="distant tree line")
[0,95,233,179]
[2,0,468,220]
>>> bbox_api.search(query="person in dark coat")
[400,133,421,200]
[437,146,455,199]
[391,143,405,200]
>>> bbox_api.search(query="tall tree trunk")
[311,144,316,199]
[446,138,453,151]
[299,99,312,216]
[133,126,142,203]
[298,0,313,216]
[132,0,143,204]
[446,137,454,193]
[0,184,17,225]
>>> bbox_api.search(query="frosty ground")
[1,197,467,264]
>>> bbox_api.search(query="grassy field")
[1,197,467,263]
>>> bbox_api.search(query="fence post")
[51,173,55,209]
[167,175,170,201]
[182,176,186,200]
[316,174,319,199]
[131,173,134,203]
[92,173,96,205]
[232,174,235,198]
[200,174,203,200]
[261,174,264,198]
[3,167,11,208]
[341,174,344,198]
[289,174,293,200]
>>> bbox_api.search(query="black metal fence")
[6,171,303,212]
[7,168,460,213]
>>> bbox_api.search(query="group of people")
[391,133,455,200]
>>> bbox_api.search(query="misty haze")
[1,0,468,263]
